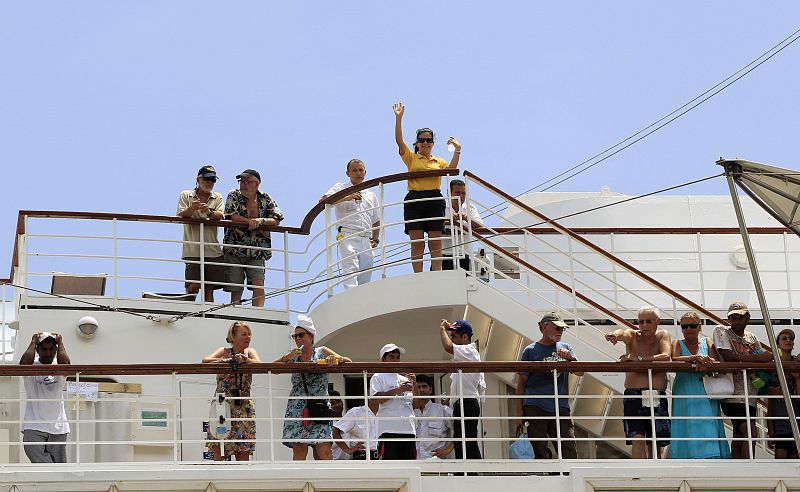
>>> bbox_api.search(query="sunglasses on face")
[291,333,307,339]
[201,177,217,183]
[416,137,434,144]
[780,336,795,342]
[681,323,699,329]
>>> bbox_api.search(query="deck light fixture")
[76,316,99,339]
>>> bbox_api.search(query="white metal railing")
[0,363,796,470]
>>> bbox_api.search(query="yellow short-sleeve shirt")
[399,143,450,191]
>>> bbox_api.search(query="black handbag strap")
[300,372,311,396]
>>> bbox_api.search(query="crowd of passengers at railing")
[17,302,800,463]
[176,103,481,306]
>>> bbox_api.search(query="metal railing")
[0,361,796,470]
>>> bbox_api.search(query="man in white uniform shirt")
[19,332,71,463]
[442,179,484,271]
[370,343,418,459]
[413,375,454,459]
[333,399,380,460]
[320,159,381,289]
[439,319,485,460]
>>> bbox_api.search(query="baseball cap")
[197,165,217,179]
[379,343,406,359]
[727,301,749,316]
[295,314,316,337]
[540,311,568,328]
[37,332,56,345]
[236,169,261,182]
[447,319,473,337]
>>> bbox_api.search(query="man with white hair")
[604,306,672,459]
[369,343,418,459]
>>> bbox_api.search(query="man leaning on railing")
[605,306,672,459]
[712,301,773,459]
[19,332,71,463]
[516,312,580,460]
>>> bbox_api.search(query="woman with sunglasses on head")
[202,321,262,461]
[393,102,461,272]
[670,311,730,459]
[276,315,351,460]
[767,328,800,459]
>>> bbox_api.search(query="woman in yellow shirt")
[393,102,461,272]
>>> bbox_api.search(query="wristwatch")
[636,355,644,362]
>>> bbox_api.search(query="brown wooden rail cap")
[0,360,793,376]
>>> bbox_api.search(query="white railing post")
[172,372,179,463]
[553,368,563,461]
[647,368,657,460]
[75,371,81,464]
[324,204,334,298]
[379,183,387,279]
[696,232,708,312]
[112,219,118,300]
[363,371,372,461]
[268,371,275,463]
[743,368,754,461]
[283,232,290,312]
[22,216,29,290]
[199,222,206,306]
[458,368,466,466]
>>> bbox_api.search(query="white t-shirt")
[323,183,380,234]
[442,202,484,255]
[369,372,416,436]
[712,325,763,404]
[450,343,486,398]
[333,405,379,458]
[22,360,70,435]
[414,401,453,459]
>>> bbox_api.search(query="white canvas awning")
[717,158,800,237]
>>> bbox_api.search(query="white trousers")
[338,235,373,289]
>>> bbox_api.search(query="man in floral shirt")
[223,169,283,307]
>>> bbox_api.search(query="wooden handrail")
[464,171,727,325]
[482,226,791,235]
[0,360,791,376]
[4,169,458,281]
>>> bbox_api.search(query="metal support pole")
[723,163,800,454]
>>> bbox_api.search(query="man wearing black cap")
[19,331,71,463]
[223,169,283,307]
[177,165,225,302]
[439,318,485,460]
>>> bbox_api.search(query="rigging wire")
[494,26,800,205]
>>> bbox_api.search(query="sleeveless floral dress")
[206,349,256,454]
[282,347,332,447]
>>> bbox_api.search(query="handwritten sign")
[66,381,99,401]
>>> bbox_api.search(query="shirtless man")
[604,306,672,459]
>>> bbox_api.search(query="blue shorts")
[623,388,670,447]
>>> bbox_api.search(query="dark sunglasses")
[416,137,434,143]
[681,323,699,329]
[201,176,217,183]
[291,333,307,339]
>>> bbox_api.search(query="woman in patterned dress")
[202,321,262,461]
[275,314,351,460]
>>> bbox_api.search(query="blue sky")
[2,1,800,279]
